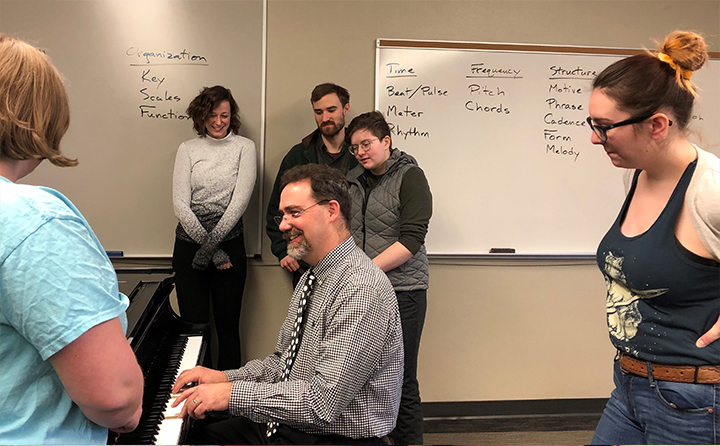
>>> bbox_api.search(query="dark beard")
[319,120,343,137]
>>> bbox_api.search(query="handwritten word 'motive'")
[127,47,208,65]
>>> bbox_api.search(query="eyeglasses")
[273,200,329,226]
[349,138,379,155]
[586,114,672,143]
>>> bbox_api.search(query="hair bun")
[658,30,708,72]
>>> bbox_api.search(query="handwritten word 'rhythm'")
[388,123,430,140]
[126,47,208,65]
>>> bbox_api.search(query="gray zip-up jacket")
[347,149,430,291]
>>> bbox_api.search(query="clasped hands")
[171,366,233,419]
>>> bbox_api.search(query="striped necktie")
[266,269,316,438]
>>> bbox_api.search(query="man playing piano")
[172,163,403,444]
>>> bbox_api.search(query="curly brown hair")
[186,85,241,136]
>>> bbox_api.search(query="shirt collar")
[312,237,356,280]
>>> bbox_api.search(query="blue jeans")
[592,359,720,445]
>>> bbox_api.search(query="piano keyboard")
[110,275,208,446]
[155,336,203,445]
[113,334,203,444]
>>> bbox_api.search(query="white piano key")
[154,419,183,446]
[154,335,204,444]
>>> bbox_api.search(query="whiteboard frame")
[375,38,719,258]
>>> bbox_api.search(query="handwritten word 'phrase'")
[127,47,208,64]
[387,85,448,99]
[545,98,583,111]
[469,63,521,78]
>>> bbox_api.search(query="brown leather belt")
[618,352,720,384]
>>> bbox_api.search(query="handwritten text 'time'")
[385,62,416,76]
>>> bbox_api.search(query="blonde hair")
[0,34,77,167]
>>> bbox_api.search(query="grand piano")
[109,269,209,445]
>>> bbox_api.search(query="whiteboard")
[0,0,265,257]
[375,39,720,256]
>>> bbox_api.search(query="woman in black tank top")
[587,31,720,445]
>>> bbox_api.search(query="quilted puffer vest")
[347,149,429,291]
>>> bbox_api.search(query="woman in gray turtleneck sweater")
[172,86,256,369]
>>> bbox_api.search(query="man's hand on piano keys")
[172,382,233,420]
[172,365,229,393]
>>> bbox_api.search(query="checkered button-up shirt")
[224,237,404,438]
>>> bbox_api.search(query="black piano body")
[109,270,209,445]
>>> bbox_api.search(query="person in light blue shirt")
[0,34,144,444]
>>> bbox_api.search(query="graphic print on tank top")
[602,251,668,342]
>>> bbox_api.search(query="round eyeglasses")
[348,137,379,155]
[273,200,329,226]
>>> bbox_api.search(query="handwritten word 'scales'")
[140,88,181,103]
